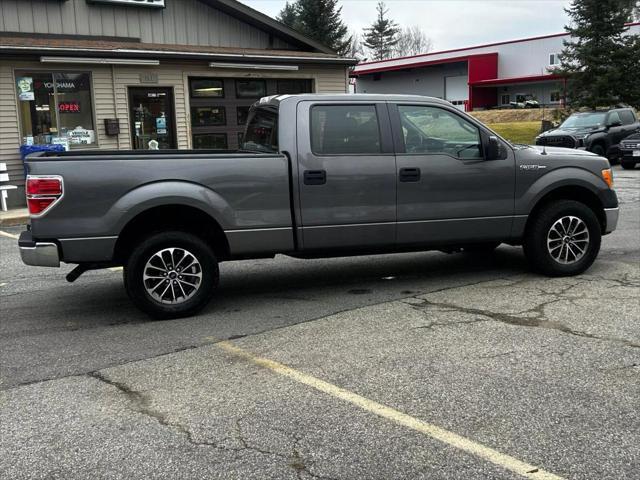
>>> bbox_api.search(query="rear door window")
[242,107,278,153]
[311,105,381,155]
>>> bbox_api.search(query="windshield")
[242,107,279,153]
[560,112,606,129]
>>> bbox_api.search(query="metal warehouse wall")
[0,0,295,50]
[357,62,468,98]
[355,24,640,80]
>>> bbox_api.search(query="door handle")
[399,167,421,182]
[304,170,326,185]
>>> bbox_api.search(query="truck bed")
[25,149,294,261]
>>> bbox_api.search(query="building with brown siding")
[0,0,355,207]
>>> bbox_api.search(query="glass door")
[129,87,176,150]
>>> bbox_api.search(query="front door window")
[129,87,176,150]
[398,105,482,159]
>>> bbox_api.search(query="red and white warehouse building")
[352,23,640,111]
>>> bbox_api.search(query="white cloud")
[241,0,572,52]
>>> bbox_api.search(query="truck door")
[296,102,396,250]
[605,111,627,147]
[390,103,515,245]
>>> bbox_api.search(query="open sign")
[58,102,81,113]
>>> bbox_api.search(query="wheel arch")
[525,185,606,236]
[113,204,231,264]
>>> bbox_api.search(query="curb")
[0,210,29,227]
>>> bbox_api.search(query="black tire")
[523,200,601,277]
[590,144,605,157]
[124,231,219,319]
[463,242,501,254]
[621,160,636,170]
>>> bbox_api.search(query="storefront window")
[277,79,313,94]
[237,106,250,126]
[235,79,266,99]
[16,72,96,148]
[190,78,224,98]
[191,106,226,126]
[193,133,228,150]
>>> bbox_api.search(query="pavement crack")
[411,297,640,349]
[413,317,489,331]
[88,371,220,450]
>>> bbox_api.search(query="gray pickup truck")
[19,94,619,318]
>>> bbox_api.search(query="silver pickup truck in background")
[19,94,619,318]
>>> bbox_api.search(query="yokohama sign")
[87,0,166,8]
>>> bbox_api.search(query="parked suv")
[620,133,640,170]
[535,108,640,160]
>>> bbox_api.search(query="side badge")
[520,165,548,171]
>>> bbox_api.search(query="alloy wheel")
[143,247,203,304]
[546,216,590,264]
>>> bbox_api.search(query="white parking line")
[0,230,19,240]
[218,341,565,480]
[108,266,123,272]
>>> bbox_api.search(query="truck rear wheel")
[523,200,601,277]
[124,231,219,319]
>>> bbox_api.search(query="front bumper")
[604,207,619,234]
[620,151,639,162]
[18,231,60,267]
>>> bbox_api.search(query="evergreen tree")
[362,2,400,61]
[277,2,300,30]
[558,0,640,108]
[276,0,352,55]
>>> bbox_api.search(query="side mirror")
[485,135,501,160]
[607,119,622,128]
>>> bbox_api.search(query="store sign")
[87,0,166,8]
[58,101,81,113]
[139,73,159,84]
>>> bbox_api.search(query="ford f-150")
[19,94,619,318]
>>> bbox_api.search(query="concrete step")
[0,208,29,227]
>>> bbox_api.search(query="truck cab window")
[242,107,278,153]
[311,105,381,155]
[618,110,636,125]
[398,105,481,159]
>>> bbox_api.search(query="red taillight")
[27,197,58,215]
[26,176,63,216]
[27,178,62,196]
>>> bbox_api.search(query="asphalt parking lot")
[1,165,639,479]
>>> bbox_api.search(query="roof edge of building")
[0,43,357,65]
[351,52,497,77]
[354,21,640,70]
[202,0,337,55]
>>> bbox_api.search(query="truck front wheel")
[523,200,601,276]
[124,231,219,319]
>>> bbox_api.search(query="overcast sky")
[241,0,573,52]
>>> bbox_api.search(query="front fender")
[107,180,234,234]
[516,166,609,215]
[584,132,607,149]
